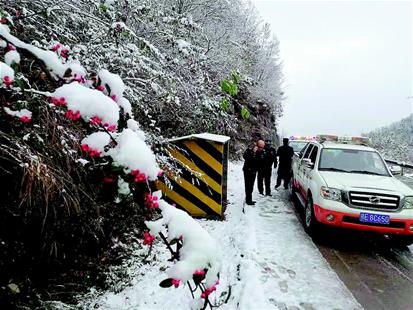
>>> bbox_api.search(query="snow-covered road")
[211,162,361,309]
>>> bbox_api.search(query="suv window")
[309,145,319,164]
[303,144,314,159]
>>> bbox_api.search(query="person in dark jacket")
[275,138,294,189]
[243,140,264,205]
[257,140,278,196]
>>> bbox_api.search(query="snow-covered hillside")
[365,114,413,163]
[2,0,283,151]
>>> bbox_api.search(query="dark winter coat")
[243,147,258,172]
[277,145,294,177]
[261,145,278,170]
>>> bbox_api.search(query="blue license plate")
[359,212,390,225]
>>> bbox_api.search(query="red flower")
[96,85,105,91]
[172,279,180,288]
[7,44,16,51]
[134,172,146,183]
[50,96,66,106]
[66,110,81,121]
[19,116,31,123]
[0,17,8,24]
[106,124,117,132]
[81,144,101,158]
[90,116,102,126]
[145,194,159,209]
[60,48,69,59]
[200,280,219,299]
[131,169,140,176]
[89,149,101,158]
[194,269,206,277]
[3,76,13,87]
[157,170,164,177]
[16,10,22,17]
[103,176,116,183]
[73,74,85,83]
[81,144,90,152]
[143,231,155,245]
[111,95,118,102]
[52,43,62,52]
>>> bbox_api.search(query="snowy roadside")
[80,162,361,310]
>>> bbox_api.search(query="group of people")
[242,138,294,205]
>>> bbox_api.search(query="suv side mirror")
[301,158,314,169]
[390,165,402,176]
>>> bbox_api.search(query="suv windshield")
[319,148,390,176]
[290,141,308,153]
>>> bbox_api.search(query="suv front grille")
[348,191,400,211]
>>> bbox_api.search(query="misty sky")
[252,0,412,137]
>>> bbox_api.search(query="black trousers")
[243,169,257,203]
[275,171,291,189]
[257,168,272,195]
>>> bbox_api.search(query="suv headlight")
[403,196,413,209]
[320,186,342,201]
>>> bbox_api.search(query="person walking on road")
[257,139,277,196]
[243,140,263,205]
[275,138,294,189]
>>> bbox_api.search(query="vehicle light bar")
[315,135,371,145]
[339,136,371,146]
[289,135,316,141]
[316,134,339,142]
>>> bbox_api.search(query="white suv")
[291,136,413,245]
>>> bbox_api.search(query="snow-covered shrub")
[365,114,413,164]
[0,14,220,310]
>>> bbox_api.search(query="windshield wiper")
[349,170,387,176]
[319,167,350,173]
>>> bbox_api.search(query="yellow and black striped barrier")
[157,133,230,219]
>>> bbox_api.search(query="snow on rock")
[81,132,111,154]
[4,50,20,66]
[52,82,119,129]
[147,200,222,287]
[106,128,159,180]
[98,69,125,101]
[4,107,32,122]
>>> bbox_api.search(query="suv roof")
[309,141,376,152]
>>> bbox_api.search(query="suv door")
[302,145,319,196]
[297,144,314,195]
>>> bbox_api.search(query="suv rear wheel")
[303,195,319,235]
[288,177,296,199]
